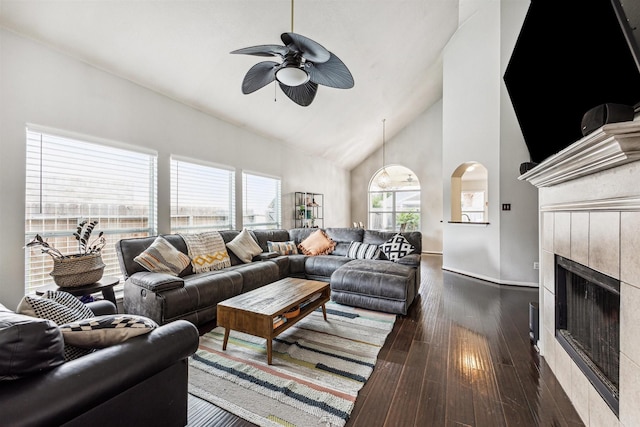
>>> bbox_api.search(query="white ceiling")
[0,0,460,170]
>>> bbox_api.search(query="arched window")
[450,162,488,223]
[368,165,421,231]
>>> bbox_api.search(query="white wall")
[350,104,443,253]
[443,2,502,281]
[442,0,538,286]
[0,30,350,308]
[499,0,539,285]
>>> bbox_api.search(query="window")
[25,127,157,293]
[170,157,235,233]
[242,172,281,229]
[369,165,420,232]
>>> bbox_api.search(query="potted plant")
[26,220,106,288]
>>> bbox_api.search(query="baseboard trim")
[442,266,539,288]
[422,250,443,255]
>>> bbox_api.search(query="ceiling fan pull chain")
[274,80,278,102]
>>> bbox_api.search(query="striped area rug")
[188,301,396,427]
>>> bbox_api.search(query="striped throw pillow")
[346,241,380,260]
[134,236,191,276]
[267,240,298,255]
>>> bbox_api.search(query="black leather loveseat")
[116,228,422,327]
[0,300,199,427]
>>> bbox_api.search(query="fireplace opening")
[555,255,620,416]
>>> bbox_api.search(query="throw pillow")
[267,240,298,255]
[298,229,336,256]
[17,291,96,361]
[59,314,158,349]
[226,228,263,263]
[134,236,191,276]
[379,233,415,261]
[346,241,381,260]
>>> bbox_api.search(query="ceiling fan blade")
[279,81,318,107]
[307,53,355,89]
[281,32,330,63]
[241,61,280,94]
[231,44,289,57]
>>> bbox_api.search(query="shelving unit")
[294,192,323,228]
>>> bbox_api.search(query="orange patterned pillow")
[298,229,336,256]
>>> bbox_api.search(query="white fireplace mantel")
[519,120,640,187]
[519,117,640,427]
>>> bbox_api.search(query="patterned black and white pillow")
[346,241,380,260]
[17,291,96,360]
[59,314,158,348]
[379,234,415,261]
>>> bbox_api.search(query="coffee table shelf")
[217,277,330,364]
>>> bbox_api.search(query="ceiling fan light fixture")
[275,66,309,86]
[377,168,391,189]
[376,118,391,189]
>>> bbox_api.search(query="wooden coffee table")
[217,277,330,364]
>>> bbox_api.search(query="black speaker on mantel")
[580,103,634,136]
[519,162,538,175]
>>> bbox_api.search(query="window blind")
[170,158,235,233]
[242,172,281,229]
[25,128,157,293]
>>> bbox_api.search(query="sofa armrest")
[258,251,280,260]
[128,271,185,292]
[86,300,117,316]
[395,253,421,268]
[0,319,199,427]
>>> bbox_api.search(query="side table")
[36,276,120,311]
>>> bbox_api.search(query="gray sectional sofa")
[115,227,422,327]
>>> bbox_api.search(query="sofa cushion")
[134,236,191,276]
[363,230,422,253]
[17,291,96,361]
[268,240,298,255]
[346,241,381,260]
[324,228,364,256]
[304,255,353,279]
[59,314,158,349]
[226,228,263,263]
[298,229,336,256]
[172,270,244,317]
[0,303,64,379]
[379,233,416,261]
[252,229,291,252]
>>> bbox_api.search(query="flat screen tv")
[504,0,640,165]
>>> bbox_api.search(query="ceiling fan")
[230,1,354,107]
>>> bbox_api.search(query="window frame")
[170,156,236,233]
[242,171,282,229]
[24,125,158,294]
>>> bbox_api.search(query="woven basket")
[50,253,105,288]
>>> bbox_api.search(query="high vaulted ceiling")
[0,0,460,170]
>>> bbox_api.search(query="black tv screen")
[504,0,640,164]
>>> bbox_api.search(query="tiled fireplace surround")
[521,119,640,426]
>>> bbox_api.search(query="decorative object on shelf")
[230,0,354,106]
[26,220,106,288]
[376,119,391,189]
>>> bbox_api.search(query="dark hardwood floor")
[188,255,584,427]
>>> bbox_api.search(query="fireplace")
[520,119,640,425]
[555,255,620,416]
